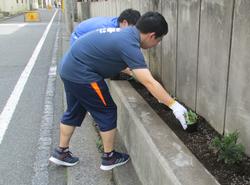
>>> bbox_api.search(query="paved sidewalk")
[67,114,115,185]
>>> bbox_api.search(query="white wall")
[0,0,29,14]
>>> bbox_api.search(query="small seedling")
[185,110,198,125]
[210,130,245,165]
[184,110,198,132]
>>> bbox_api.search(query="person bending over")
[49,11,187,171]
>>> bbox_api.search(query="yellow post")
[61,0,64,13]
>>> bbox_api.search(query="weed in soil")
[111,75,250,185]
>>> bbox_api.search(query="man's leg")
[85,80,130,170]
[49,122,79,166]
[99,127,129,171]
[49,78,85,167]
[100,128,116,152]
[59,123,76,148]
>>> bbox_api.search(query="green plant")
[210,131,245,165]
[185,110,198,125]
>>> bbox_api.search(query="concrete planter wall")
[110,81,219,185]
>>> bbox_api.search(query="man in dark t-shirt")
[49,12,188,170]
[60,26,147,83]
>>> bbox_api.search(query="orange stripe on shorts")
[90,82,107,106]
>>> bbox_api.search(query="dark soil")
[111,74,250,185]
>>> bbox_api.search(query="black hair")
[118,8,141,25]
[136,12,168,38]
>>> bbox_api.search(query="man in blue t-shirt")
[49,12,188,170]
[70,8,141,45]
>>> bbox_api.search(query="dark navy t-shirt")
[59,26,147,83]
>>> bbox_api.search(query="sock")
[103,151,114,159]
[58,146,69,152]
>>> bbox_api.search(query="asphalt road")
[0,9,67,185]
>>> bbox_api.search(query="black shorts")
[61,78,117,132]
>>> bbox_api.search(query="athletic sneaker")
[100,151,130,171]
[49,148,79,167]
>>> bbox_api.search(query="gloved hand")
[169,101,188,130]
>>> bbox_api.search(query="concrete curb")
[109,80,220,185]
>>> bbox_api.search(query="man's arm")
[132,68,188,129]
[132,68,174,106]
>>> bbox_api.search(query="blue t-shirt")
[70,17,118,45]
[60,26,147,84]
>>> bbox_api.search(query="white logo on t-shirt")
[98,28,121,34]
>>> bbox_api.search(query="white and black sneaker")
[100,151,130,171]
[49,148,79,167]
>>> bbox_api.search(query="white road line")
[0,10,58,144]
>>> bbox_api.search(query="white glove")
[169,101,188,130]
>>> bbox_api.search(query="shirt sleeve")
[119,43,148,70]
